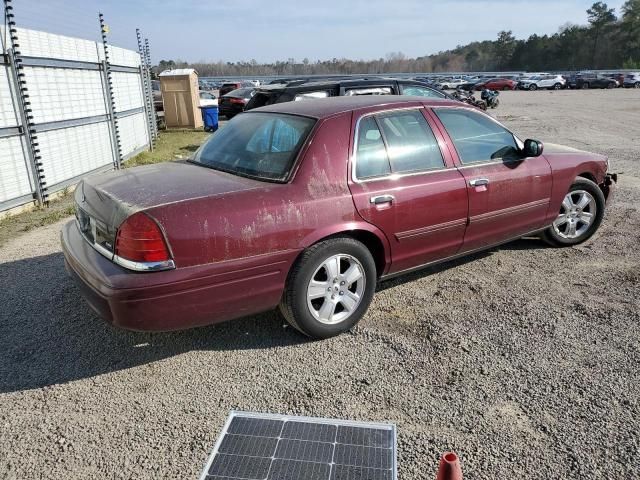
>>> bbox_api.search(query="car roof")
[252,95,460,119]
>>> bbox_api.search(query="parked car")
[574,73,617,89]
[245,78,452,111]
[218,87,255,119]
[219,81,255,97]
[62,96,616,339]
[474,78,517,91]
[623,72,640,88]
[438,78,468,89]
[521,75,567,90]
[606,73,625,87]
[199,91,218,107]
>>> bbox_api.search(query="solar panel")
[199,412,397,480]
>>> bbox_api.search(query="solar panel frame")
[198,411,397,480]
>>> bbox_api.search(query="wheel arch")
[576,172,597,183]
[298,224,391,278]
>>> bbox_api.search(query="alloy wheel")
[552,190,597,239]
[306,254,366,325]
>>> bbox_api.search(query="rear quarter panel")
[146,112,385,269]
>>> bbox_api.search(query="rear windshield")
[192,113,315,181]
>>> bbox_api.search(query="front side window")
[401,85,445,98]
[355,109,444,179]
[193,113,315,181]
[434,108,520,165]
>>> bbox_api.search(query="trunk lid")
[75,161,262,254]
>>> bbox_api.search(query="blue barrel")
[199,105,219,132]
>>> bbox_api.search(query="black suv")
[245,78,451,111]
[572,73,617,89]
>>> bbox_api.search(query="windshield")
[192,113,315,181]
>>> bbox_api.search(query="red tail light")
[115,212,171,263]
[230,98,246,105]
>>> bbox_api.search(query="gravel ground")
[1,89,639,480]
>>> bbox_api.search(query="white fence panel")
[37,121,114,186]
[0,27,152,212]
[111,72,144,112]
[108,46,141,68]
[119,112,149,158]
[17,28,100,63]
[0,65,20,128]
[0,136,32,204]
[25,67,106,124]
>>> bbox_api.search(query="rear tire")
[553,83,562,90]
[542,178,605,247]
[635,82,640,89]
[582,83,590,89]
[502,86,510,91]
[279,237,377,339]
[606,82,614,89]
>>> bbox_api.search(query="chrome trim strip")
[380,227,546,281]
[469,199,550,224]
[396,218,467,241]
[113,255,176,272]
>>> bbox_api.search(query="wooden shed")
[158,68,203,128]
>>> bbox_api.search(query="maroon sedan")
[475,78,517,91]
[62,96,616,339]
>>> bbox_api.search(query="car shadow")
[0,237,550,394]
[376,236,548,291]
[0,252,305,394]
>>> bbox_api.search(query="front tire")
[529,84,538,91]
[279,238,377,339]
[542,178,605,247]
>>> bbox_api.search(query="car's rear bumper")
[61,220,298,331]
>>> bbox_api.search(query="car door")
[348,106,468,274]
[429,107,553,251]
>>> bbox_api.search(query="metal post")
[136,29,153,150]
[144,38,158,140]
[4,0,46,205]
[99,13,122,169]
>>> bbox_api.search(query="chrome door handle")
[469,178,489,187]
[370,194,395,205]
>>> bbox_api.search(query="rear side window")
[355,109,444,179]
[401,85,445,98]
[377,111,444,174]
[355,117,391,179]
[434,108,519,164]
[294,91,330,101]
[345,87,393,96]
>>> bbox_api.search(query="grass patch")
[125,129,210,168]
[0,129,210,248]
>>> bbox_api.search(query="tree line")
[155,1,640,76]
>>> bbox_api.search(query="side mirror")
[523,139,544,157]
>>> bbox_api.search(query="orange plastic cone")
[436,451,463,480]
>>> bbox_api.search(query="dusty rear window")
[192,113,315,181]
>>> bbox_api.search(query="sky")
[9,0,627,64]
